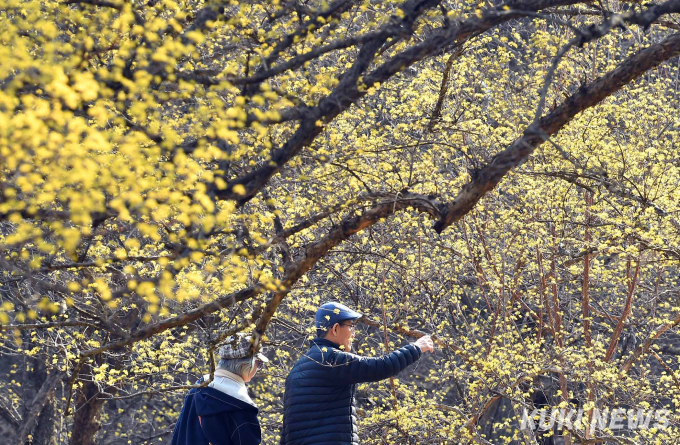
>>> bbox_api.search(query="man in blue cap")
[280,302,434,445]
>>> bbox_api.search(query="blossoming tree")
[1,0,680,443]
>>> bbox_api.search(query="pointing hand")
[414,335,434,353]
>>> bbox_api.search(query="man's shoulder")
[288,343,350,371]
[296,343,336,364]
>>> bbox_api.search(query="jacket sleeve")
[200,411,262,445]
[326,343,422,385]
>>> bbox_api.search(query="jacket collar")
[203,369,257,407]
[214,368,245,385]
[310,337,341,349]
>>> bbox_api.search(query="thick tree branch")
[210,0,444,205]
[253,192,445,340]
[257,191,429,253]
[434,29,680,233]
[80,286,257,357]
[211,0,597,209]
[76,192,444,359]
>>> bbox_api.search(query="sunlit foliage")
[1,0,680,443]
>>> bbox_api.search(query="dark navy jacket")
[280,338,422,445]
[171,385,261,445]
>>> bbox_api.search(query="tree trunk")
[69,375,108,445]
[33,395,57,445]
[16,370,61,445]
[69,308,138,445]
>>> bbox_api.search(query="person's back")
[172,335,268,445]
[280,302,433,445]
[172,377,260,445]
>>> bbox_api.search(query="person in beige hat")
[172,334,268,445]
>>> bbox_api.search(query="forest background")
[1,0,680,444]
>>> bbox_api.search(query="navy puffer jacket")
[280,338,422,445]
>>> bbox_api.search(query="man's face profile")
[326,320,356,351]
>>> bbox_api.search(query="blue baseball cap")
[315,302,362,334]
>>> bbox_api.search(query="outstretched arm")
[328,335,434,385]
